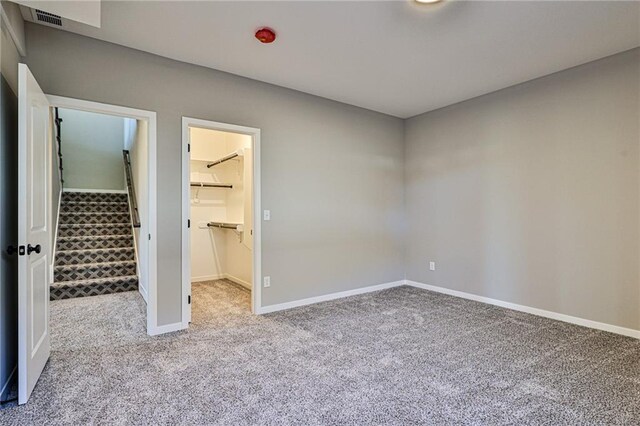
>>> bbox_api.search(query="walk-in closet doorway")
[181,118,262,326]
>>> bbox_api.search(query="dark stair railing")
[123,150,141,228]
[54,107,64,186]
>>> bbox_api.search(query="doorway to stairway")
[51,109,140,303]
[46,96,159,335]
[14,65,159,405]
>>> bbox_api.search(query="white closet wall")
[225,142,252,287]
[190,128,252,287]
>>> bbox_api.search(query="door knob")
[27,244,41,255]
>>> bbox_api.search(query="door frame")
[181,117,262,326]
[46,95,160,335]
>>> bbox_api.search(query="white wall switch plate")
[263,276,271,288]
[263,210,271,221]
[429,262,436,271]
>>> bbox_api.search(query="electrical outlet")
[263,276,271,288]
[263,210,271,221]
[429,261,436,271]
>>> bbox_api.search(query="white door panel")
[18,63,51,405]
[30,256,48,354]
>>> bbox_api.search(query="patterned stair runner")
[51,192,138,300]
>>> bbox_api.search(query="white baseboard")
[256,280,405,315]
[0,365,16,400]
[405,280,640,339]
[192,274,224,283]
[147,321,186,336]
[224,273,252,290]
[138,282,148,303]
[192,273,252,289]
[63,188,127,193]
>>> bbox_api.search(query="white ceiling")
[24,1,640,118]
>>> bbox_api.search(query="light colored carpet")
[1,280,639,425]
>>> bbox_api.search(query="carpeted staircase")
[50,191,138,300]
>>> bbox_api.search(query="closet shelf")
[206,149,244,168]
[190,181,233,189]
[207,222,243,231]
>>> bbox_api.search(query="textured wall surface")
[22,23,639,332]
[405,49,640,330]
[24,23,405,326]
[57,108,125,190]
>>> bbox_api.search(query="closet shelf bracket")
[207,222,244,231]
[206,149,244,168]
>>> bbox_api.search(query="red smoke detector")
[255,27,276,44]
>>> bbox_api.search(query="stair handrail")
[122,150,141,228]
[54,107,64,187]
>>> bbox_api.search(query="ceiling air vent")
[34,9,63,27]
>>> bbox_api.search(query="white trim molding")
[47,95,159,337]
[138,282,148,303]
[405,280,640,339]
[192,274,251,289]
[224,274,251,290]
[257,280,405,315]
[254,277,640,339]
[147,322,186,337]
[191,274,224,283]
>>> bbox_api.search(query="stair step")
[57,235,134,251]
[62,192,128,203]
[50,275,138,300]
[55,247,136,266]
[58,223,132,237]
[59,212,131,225]
[54,261,137,282]
[53,191,137,300]
[61,201,129,213]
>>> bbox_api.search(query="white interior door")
[18,63,51,405]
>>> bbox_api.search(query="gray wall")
[405,49,640,330]
[57,108,125,190]
[23,23,638,332]
[23,24,405,326]
[0,22,19,401]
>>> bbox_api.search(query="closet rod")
[206,151,240,168]
[190,182,233,188]
[207,222,240,230]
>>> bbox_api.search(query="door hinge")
[188,295,191,304]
